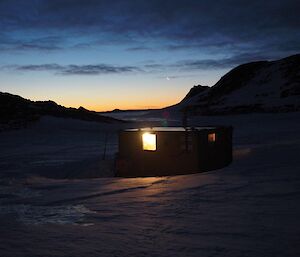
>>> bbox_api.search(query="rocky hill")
[173,54,300,115]
[0,92,123,130]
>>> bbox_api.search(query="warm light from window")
[208,133,216,142]
[142,133,156,151]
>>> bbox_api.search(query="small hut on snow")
[116,126,232,177]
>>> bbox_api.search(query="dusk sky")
[0,0,299,111]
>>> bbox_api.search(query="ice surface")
[0,113,300,257]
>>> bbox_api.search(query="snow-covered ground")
[0,112,300,257]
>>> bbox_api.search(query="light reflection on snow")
[0,204,95,225]
[233,147,252,159]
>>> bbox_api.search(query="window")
[142,133,157,151]
[208,133,216,142]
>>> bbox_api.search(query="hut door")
[198,133,216,170]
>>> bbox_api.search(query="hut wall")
[117,127,232,177]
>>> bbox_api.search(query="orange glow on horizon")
[57,96,181,112]
[22,95,181,112]
[13,83,187,112]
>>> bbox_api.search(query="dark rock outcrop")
[182,85,209,101]
[0,92,123,130]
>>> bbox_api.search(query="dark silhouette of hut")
[116,126,232,177]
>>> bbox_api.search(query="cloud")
[0,51,295,78]
[143,64,164,69]
[173,53,277,70]
[143,52,282,72]
[2,63,142,75]
[0,35,63,52]
[141,50,279,72]
[61,64,141,75]
[126,46,153,52]
[12,64,62,71]
[0,0,299,58]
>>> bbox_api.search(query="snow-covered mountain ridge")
[173,54,300,115]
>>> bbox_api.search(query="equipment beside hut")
[116,126,232,177]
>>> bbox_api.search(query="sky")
[0,0,299,111]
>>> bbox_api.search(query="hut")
[116,126,232,177]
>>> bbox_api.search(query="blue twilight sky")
[0,0,299,111]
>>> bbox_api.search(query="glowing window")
[142,133,157,151]
[208,133,216,142]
